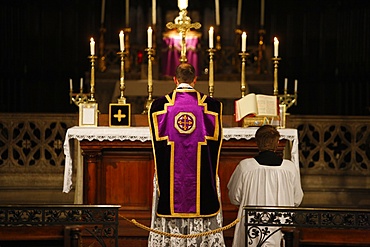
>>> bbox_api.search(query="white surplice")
[227,158,304,247]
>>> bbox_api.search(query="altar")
[63,124,299,246]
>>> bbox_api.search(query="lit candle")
[125,0,129,26]
[241,32,247,52]
[215,0,220,25]
[100,0,106,24]
[294,80,298,92]
[80,78,83,89]
[147,27,153,48]
[178,0,188,10]
[69,78,73,91]
[90,38,95,56]
[152,0,156,25]
[284,78,288,91]
[274,37,279,57]
[209,27,214,49]
[260,0,265,27]
[237,0,242,26]
[119,31,125,51]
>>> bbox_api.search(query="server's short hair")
[255,125,280,151]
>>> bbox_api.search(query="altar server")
[228,125,304,247]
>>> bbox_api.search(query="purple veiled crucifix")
[154,91,218,214]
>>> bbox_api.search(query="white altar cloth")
[63,127,299,193]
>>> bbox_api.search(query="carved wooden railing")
[0,204,120,247]
[244,206,370,247]
[287,115,370,176]
[0,113,78,204]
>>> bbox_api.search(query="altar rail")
[0,204,120,247]
[244,206,370,247]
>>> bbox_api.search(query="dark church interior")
[1,0,370,246]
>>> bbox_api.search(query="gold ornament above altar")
[166,0,201,63]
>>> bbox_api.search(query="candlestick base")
[142,98,154,115]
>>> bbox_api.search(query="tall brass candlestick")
[208,48,216,97]
[117,50,128,104]
[239,52,249,97]
[143,47,155,114]
[98,25,107,72]
[240,51,250,128]
[88,55,98,102]
[272,57,281,96]
[123,27,131,72]
[256,29,267,74]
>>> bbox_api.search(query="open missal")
[235,93,278,122]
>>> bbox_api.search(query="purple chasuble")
[152,90,219,216]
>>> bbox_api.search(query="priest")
[148,63,225,246]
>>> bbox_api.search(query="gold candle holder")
[142,47,155,114]
[208,48,216,97]
[271,56,298,128]
[117,50,128,104]
[277,86,298,128]
[272,57,281,96]
[69,79,89,106]
[239,51,249,97]
[88,55,98,102]
[239,51,250,128]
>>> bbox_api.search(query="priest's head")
[174,63,197,87]
[255,125,280,152]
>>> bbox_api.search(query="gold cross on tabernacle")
[114,109,126,122]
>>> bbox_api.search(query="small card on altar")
[79,102,98,127]
[109,103,131,127]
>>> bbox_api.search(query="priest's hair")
[175,63,196,83]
